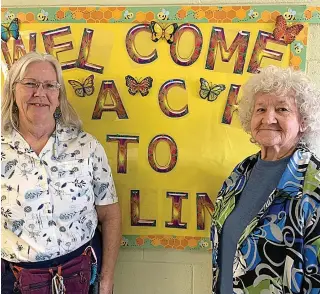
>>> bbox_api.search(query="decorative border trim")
[2,5,320,24]
[122,235,211,250]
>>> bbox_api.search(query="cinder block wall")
[115,249,211,294]
[3,0,320,293]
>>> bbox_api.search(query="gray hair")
[239,65,320,156]
[1,51,82,133]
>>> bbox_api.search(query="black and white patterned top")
[1,123,118,262]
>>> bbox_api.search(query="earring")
[12,102,18,114]
[54,107,62,120]
[250,137,257,144]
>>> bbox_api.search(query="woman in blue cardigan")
[212,65,320,293]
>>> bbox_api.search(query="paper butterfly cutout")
[1,18,19,42]
[150,21,178,44]
[273,15,304,45]
[68,75,95,97]
[125,75,153,97]
[199,78,226,102]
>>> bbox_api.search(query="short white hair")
[239,65,320,156]
[2,51,82,133]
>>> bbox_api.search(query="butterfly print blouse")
[1,123,118,262]
[211,148,320,293]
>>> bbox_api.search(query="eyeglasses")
[17,78,61,91]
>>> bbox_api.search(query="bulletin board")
[1,5,316,250]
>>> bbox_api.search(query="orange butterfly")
[125,75,153,96]
[273,15,303,45]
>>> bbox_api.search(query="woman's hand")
[99,277,113,294]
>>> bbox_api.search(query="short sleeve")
[92,141,118,205]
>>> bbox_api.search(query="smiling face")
[250,93,304,152]
[14,61,60,127]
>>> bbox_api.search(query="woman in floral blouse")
[1,52,121,294]
[212,66,320,293]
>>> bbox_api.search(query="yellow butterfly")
[199,78,226,102]
[68,75,94,97]
[150,21,178,44]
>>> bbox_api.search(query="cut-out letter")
[170,24,203,66]
[222,84,241,125]
[206,27,250,74]
[126,24,158,64]
[165,192,188,229]
[131,190,156,226]
[92,80,128,120]
[196,193,214,230]
[76,28,104,73]
[158,79,188,118]
[42,26,76,70]
[248,31,286,74]
[106,135,139,174]
[148,135,178,173]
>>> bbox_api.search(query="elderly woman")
[1,52,121,294]
[211,65,320,293]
